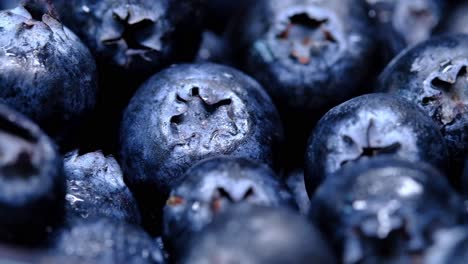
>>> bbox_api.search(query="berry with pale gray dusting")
[0,5,98,141]
[230,0,377,114]
[305,93,449,194]
[120,63,283,233]
[379,34,468,170]
[54,0,204,78]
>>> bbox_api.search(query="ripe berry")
[305,93,449,195]
[379,34,468,168]
[120,63,283,232]
[54,0,204,79]
[0,5,98,141]
[229,0,377,114]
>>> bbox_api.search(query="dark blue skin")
[50,218,165,264]
[0,104,64,244]
[53,0,204,79]
[310,158,465,264]
[0,6,98,142]
[378,35,468,174]
[163,156,296,254]
[181,204,336,264]
[120,63,283,233]
[63,151,141,225]
[230,0,377,114]
[229,0,378,170]
[51,0,204,154]
[305,93,449,195]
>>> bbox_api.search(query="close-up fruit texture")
[120,62,283,233]
[53,0,204,79]
[229,0,379,168]
[0,4,98,143]
[0,0,466,263]
[310,157,465,263]
[379,34,468,182]
[305,93,449,194]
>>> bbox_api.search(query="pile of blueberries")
[0,0,466,263]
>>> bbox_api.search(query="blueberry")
[378,34,467,173]
[120,63,283,232]
[367,0,445,47]
[229,0,377,115]
[51,0,203,153]
[0,5,98,142]
[50,218,165,264]
[310,157,464,264]
[54,0,204,79]
[228,0,378,169]
[163,156,296,253]
[63,150,141,225]
[305,93,449,195]
[180,204,336,264]
[0,103,64,244]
